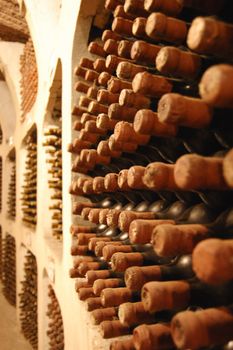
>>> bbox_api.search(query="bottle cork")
[68,140,92,154]
[75,81,90,93]
[85,70,100,83]
[100,320,130,338]
[129,219,176,244]
[92,58,111,75]
[79,57,94,69]
[132,71,172,97]
[101,287,133,307]
[192,238,233,285]
[80,113,97,124]
[103,39,120,57]
[84,120,106,134]
[88,42,107,58]
[118,40,134,59]
[141,280,190,312]
[106,209,123,227]
[111,252,144,271]
[86,297,102,311]
[97,90,120,105]
[86,149,111,166]
[83,180,96,194]
[143,162,176,190]
[95,241,123,257]
[124,0,148,17]
[93,278,124,296]
[88,101,108,115]
[171,307,233,350]
[156,46,201,80]
[158,93,212,128]
[88,237,112,251]
[80,206,93,220]
[88,208,103,224]
[108,103,137,122]
[87,270,113,284]
[92,176,106,193]
[132,17,147,39]
[114,121,150,144]
[125,265,163,291]
[98,208,111,224]
[119,89,151,109]
[96,115,118,131]
[70,223,96,234]
[78,261,106,276]
[108,135,138,153]
[144,0,183,16]
[107,76,132,93]
[104,173,120,192]
[78,96,94,109]
[114,5,136,20]
[127,166,147,189]
[70,244,89,256]
[152,223,210,257]
[75,279,93,292]
[97,140,121,158]
[78,287,95,301]
[174,154,227,190]
[116,61,146,81]
[105,0,124,11]
[102,29,122,42]
[73,120,82,131]
[106,54,129,72]
[74,65,87,78]
[187,17,233,58]
[110,338,135,350]
[77,233,97,245]
[146,12,188,44]
[69,267,81,278]
[87,86,99,100]
[103,245,133,261]
[112,17,133,37]
[199,64,233,108]
[79,129,100,143]
[98,71,113,86]
[133,323,174,350]
[223,149,233,188]
[72,106,87,116]
[118,211,156,231]
[119,301,156,326]
[117,169,131,190]
[134,109,178,136]
[91,307,118,325]
[131,40,161,65]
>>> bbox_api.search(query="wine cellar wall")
[0,0,233,350]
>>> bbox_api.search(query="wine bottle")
[171,306,233,350]
[124,255,194,291]
[141,279,233,313]
[192,238,233,285]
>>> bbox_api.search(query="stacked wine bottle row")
[69,0,233,349]
[21,130,37,227]
[7,160,16,219]
[2,234,16,306]
[19,250,38,349]
[46,285,64,350]
[43,126,63,239]
[19,37,38,121]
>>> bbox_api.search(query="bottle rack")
[19,250,38,349]
[46,285,64,350]
[2,233,16,306]
[6,148,16,219]
[0,1,232,350]
[21,128,37,228]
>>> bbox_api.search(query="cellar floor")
[0,283,32,350]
